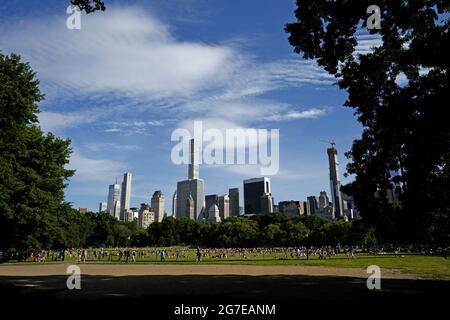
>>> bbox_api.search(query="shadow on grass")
[0,274,448,302]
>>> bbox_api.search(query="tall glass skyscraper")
[228,188,240,217]
[120,172,132,221]
[243,177,271,214]
[107,183,120,216]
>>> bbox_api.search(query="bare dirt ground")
[0,262,448,317]
[0,262,418,279]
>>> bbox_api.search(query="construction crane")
[319,139,336,147]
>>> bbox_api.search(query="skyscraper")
[186,195,195,219]
[113,200,121,220]
[299,201,308,216]
[327,145,344,218]
[208,204,221,222]
[188,138,199,180]
[172,191,177,218]
[205,194,219,219]
[176,139,205,220]
[318,191,329,209]
[278,200,301,217]
[228,188,240,217]
[138,204,154,229]
[120,172,132,221]
[98,202,107,213]
[307,196,318,215]
[177,180,205,220]
[243,177,271,214]
[151,190,165,223]
[106,183,120,215]
[218,194,230,220]
[260,192,274,214]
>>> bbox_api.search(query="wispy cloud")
[264,108,329,122]
[38,111,91,132]
[1,7,235,100]
[1,6,334,132]
[68,149,125,182]
[84,143,142,152]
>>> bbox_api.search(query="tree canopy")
[71,0,106,13]
[286,0,450,243]
[0,53,75,251]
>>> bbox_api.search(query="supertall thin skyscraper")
[120,172,132,221]
[176,139,205,220]
[188,138,199,180]
[327,144,344,218]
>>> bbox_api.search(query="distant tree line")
[146,213,376,248]
[36,210,375,249]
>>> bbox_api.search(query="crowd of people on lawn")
[2,244,447,263]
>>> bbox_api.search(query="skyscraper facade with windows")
[151,190,165,223]
[243,177,271,214]
[228,188,240,217]
[120,172,132,221]
[176,139,205,220]
[327,146,344,218]
[107,183,120,216]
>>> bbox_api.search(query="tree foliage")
[71,0,106,14]
[286,1,450,243]
[0,53,74,251]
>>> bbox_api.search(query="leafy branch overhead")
[70,0,106,14]
[286,0,449,243]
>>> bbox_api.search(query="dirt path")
[0,263,420,279]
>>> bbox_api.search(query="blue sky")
[0,0,379,213]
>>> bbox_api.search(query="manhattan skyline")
[0,0,374,212]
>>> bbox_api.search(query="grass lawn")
[3,248,449,279]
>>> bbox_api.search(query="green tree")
[349,220,377,246]
[159,217,179,246]
[284,220,309,246]
[286,1,450,243]
[321,221,351,245]
[113,224,132,247]
[88,211,116,247]
[215,219,258,247]
[71,0,105,13]
[262,223,286,247]
[0,53,74,252]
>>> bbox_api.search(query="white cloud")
[264,108,329,122]
[177,98,329,126]
[2,6,335,135]
[85,143,142,152]
[104,128,121,133]
[0,7,236,100]
[38,111,90,132]
[68,149,125,182]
